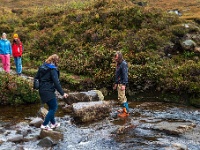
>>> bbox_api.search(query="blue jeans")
[14,57,22,74]
[43,98,58,126]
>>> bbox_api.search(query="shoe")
[50,123,60,129]
[118,108,129,118]
[118,112,129,118]
[118,108,127,113]
[40,124,52,131]
[117,109,123,113]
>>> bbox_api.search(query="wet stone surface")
[0,101,200,150]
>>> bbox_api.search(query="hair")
[115,51,123,63]
[45,54,59,66]
[12,38,21,46]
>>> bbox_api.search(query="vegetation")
[0,0,199,106]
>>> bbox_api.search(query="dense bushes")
[0,73,39,105]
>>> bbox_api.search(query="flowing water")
[0,99,200,150]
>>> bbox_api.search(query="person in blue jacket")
[113,51,129,117]
[0,33,12,73]
[35,54,68,130]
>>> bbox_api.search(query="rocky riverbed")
[0,101,200,150]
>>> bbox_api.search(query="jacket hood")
[44,63,57,69]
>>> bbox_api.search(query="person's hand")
[63,93,68,98]
[113,84,117,90]
[121,85,126,91]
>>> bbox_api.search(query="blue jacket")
[35,63,64,103]
[0,39,12,55]
[115,60,128,85]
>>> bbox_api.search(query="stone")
[39,130,63,142]
[72,101,111,123]
[153,121,196,135]
[7,135,24,142]
[29,118,43,128]
[37,137,54,147]
[64,90,104,105]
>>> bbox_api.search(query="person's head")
[114,51,123,63]
[2,33,7,39]
[45,54,59,66]
[13,33,19,39]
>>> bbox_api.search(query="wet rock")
[0,139,4,144]
[64,90,104,105]
[16,128,29,137]
[62,104,73,113]
[37,107,48,120]
[152,121,196,135]
[7,135,24,142]
[116,124,137,134]
[37,137,54,147]
[15,145,24,150]
[23,134,39,142]
[0,127,6,134]
[72,101,111,123]
[29,118,43,128]
[172,143,188,150]
[39,130,63,142]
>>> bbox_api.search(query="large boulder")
[39,130,63,143]
[64,90,104,105]
[72,101,111,123]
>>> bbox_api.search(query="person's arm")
[121,62,128,90]
[9,41,12,55]
[34,68,40,79]
[51,69,68,98]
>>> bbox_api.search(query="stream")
[1,99,200,150]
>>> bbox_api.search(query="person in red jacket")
[12,33,23,75]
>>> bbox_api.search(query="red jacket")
[12,41,23,57]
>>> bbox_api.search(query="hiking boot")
[118,108,129,118]
[118,107,127,113]
[50,123,60,129]
[118,112,129,118]
[40,125,52,131]
[117,109,123,113]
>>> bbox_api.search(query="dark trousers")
[43,98,58,126]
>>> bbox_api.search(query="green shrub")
[0,73,39,105]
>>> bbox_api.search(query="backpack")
[33,66,50,90]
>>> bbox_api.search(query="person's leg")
[4,54,10,73]
[14,57,22,74]
[43,98,58,126]
[18,57,22,74]
[117,84,129,117]
[0,54,3,69]
[14,57,18,73]
[0,55,6,72]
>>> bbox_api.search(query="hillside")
[0,0,199,106]
[147,0,200,19]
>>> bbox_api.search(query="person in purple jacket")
[35,54,68,130]
[113,51,129,118]
[0,33,12,73]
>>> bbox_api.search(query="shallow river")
[0,99,200,150]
